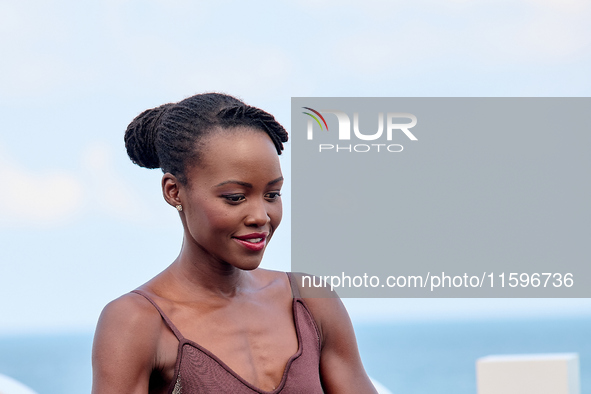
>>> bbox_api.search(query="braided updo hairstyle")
[124,93,288,184]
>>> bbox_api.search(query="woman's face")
[179,128,283,270]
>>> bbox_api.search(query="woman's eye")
[265,192,282,201]
[223,194,245,203]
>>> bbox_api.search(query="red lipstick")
[232,232,268,252]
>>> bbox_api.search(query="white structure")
[0,374,37,394]
[477,353,580,394]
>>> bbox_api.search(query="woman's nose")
[244,200,270,227]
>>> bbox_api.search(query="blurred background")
[0,0,590,393]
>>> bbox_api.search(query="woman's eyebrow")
[215,176,284,188]
[215,180,252,188]
[268,176,284,185]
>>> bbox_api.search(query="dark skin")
[92,127,377,394]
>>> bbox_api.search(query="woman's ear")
[162,173,182,208]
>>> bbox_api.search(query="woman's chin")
[235,259,264,271]
[220,255,265,272]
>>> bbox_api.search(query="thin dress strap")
[286,272,302,299]
[131,289,184,341]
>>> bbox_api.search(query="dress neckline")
[172,298,304,394]
[131,273,305,394]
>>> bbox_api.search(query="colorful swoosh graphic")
[302,107,329,131]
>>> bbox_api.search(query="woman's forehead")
[187,129,282,183]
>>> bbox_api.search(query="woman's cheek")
[205,204,234,229]
[271,202,283,229]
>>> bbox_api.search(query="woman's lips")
[233,233,268,251]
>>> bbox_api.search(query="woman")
[92,93,377,393]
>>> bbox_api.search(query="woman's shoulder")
[94,291,168,359]
[92,292,167,392]
[99,291,163,329]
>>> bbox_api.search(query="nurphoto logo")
[302,107,418,153]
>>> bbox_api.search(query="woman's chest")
[156,299,301,392]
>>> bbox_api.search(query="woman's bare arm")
[92,293,162,394]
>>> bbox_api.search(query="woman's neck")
[166,236,254,300]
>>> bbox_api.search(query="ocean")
[0,316,589,393]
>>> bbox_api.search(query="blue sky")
[1,0,590,333]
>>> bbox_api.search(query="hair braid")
[217,105,288,154]
[124,103,173,169]
[124,93,288,184]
